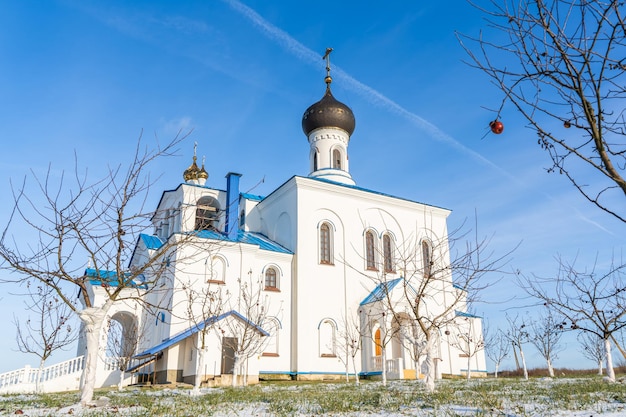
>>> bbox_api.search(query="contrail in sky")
[222,0,612,235]
[223,0,513,180]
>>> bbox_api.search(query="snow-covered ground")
[2,377,625,416]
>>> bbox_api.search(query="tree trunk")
[546,358,554,377]
[466,354,471,380]
[423,337,436,393]
[231,352,240,388]
[194,348,206,392]
[117,372,123,391]
[351,355,360,385]
[494,363,499,378]
[36,358,45,394]
[598,359,603,375]
[519,347,528,380]
[605,338,616,382]
[381,346,387,387]
[78,307,108,405]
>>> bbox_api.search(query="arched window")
[319,319,336,357]
[332,149,342,169]
[319,222,333,265]
[313,150,318,171]
[365,230,377,270]
[207,256,226,283]
[264,267,278,290]
[374,327,382,356]
[262,317,280,356]
[422,240,432,278]
[195,196,220,231]
[383,234,394,273]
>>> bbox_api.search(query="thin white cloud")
[222,0,614,236]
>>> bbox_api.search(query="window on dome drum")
[365,231,377,270]
[332,149,342,169]
[383,234,394,273]
[319,222,333,265]
[422,240,432,278]
[264,267,278,290]
[195,196,220,231]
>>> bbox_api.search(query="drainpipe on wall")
[225,172,242,240]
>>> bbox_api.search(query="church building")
[101,54,486,386]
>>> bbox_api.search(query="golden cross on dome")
[323,47,333,86]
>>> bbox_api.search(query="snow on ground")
[3,378,626,416]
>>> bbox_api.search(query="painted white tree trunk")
[466,354,471,380]
[598,360,603,375]
[194,348,206,392]
[231,353,241,388]
[494,363,500,378]
[36,358,45,394]
[423,337,436,393]
[381,346,388,386]
[519,347,529,380]
[547,358,554,377]
[605,338,616,382]
[117,368,124,391]
[351,355,360,385]
[78,307,108,405]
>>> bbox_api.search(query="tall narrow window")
[313,151,318,171]
[365,231,376,270]
[422,240,431,278]
[320,222,332,264]
[332,149,342,169]
[383,234,394,273]
[265,267,278,290]
[374,328,382,356]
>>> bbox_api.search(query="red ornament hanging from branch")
[489,120,504,134]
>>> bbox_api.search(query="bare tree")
[218,269,274,387]
[578,332,606,375]
[359,307,397,387]
[519,255,626,381]
[459,0,626,222]
[484,327,510,378]
[361,218,510,392]
[0,133,190,404]
[178,276,225,393]
[14,284,77,393]
[505,314,530,380]
[448,315,486,380]
[336,311,362,385]
[105,315,146,391]
[529,310,564,377]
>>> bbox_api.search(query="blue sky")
[0,0,623,374]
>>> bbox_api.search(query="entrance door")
[221,337,237,374]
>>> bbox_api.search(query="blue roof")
[133,310,269,358]
[455,310,482,319]
[360,278,403,305]
[193,229,292,254]
[85,268,147,289]
[140,234,164,250]
[241,192,264,202]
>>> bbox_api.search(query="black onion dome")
[302,87,356,137]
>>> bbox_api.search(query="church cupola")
[183,143,208,186]
[301,48,356,185]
